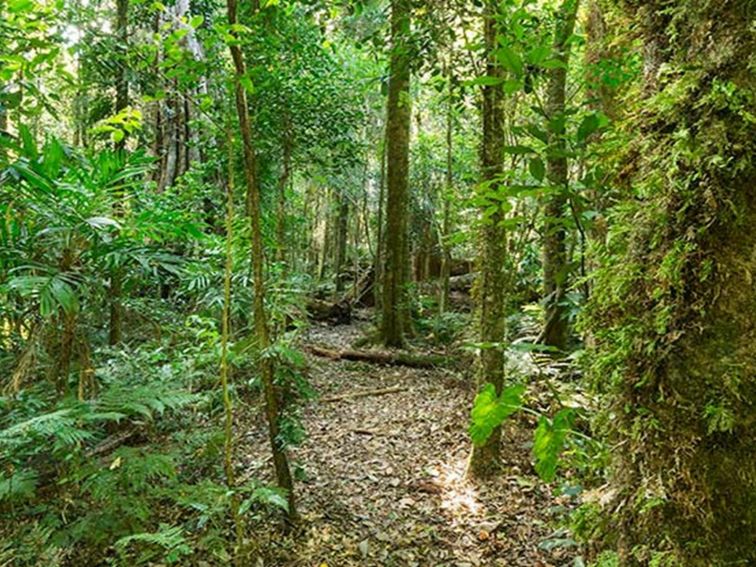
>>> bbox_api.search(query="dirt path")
[239,319,576,566]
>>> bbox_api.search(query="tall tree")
[438,62,454,315]
[588,1,755,563]
[334,188,349,293]
[380,0,412,347]
[541,0,579,351]
[468,0,507,478]
[108,0,128,345]
[225,0,297,521]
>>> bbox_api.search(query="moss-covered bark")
[468,0,507,478]
[586,1,755,563]
[542,0,579,352]
[381,0,411,347]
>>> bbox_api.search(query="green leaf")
[239,486,289,515]
[85,216,121,229]
[540,58,567,70]
[529,157,545,181]
[19,125,37,159]
[495,46,523,77]
[526,44,551,65]
[526,124,549,144]
[189,15,204,29]
[503,79,524,94]
[503,144,535,155]
[532,409,574,482]
[239,74,255,94]
[8,0,34,14]
[0,469,37,502]
[469,383,525,445]
[577,114,600,142]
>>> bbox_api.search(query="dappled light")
[1,0,752,565]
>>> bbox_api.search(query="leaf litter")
[236,318,578,566]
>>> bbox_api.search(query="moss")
[582,1,756,564]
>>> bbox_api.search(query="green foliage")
[579,2,756,563]
[115,524,192,565]
[533,408,574,482]
[469,382,525,446]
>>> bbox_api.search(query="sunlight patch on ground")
[429,457,485,520]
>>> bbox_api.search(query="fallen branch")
[347,427,398,436]
[85,427,139,458]
[306,345,451,369]
[321,386,406,402]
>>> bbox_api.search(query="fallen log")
[306,298,352,324]
[305,345,452,368]
[322,386,406,402]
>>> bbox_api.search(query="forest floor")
[238,313,577,566]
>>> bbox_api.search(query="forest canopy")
[1,0,754,565]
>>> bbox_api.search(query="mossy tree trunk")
[589,1,755,564]
[468,0,507,479]
[373,124,386,309]
[380,0,411,348]
[541,0,579,352]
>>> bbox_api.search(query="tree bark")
[306,345,451,369]
[591,1,756,563]
[222,120,245,546]
[225,0,297,522]
[541,0,579,352]
[159,91,179,192]
[318,188,331,281]
[468,0,507,478]
[380,0,411,347]
[108,0,129,346]
[334,190,349,293]
[373,120,387,309]
[439,65,454,314]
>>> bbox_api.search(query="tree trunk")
[468,0,507,478]
[334,190,349,293]
[225,0,297,522]
[318,188,331,281]
[439,66,454,314]
[541,0,579,352]
[159,91,179,192]
[108,0,128,346]
[276,126,292,266]
[590,2,755,564]
[373,121,387,309]
[221,121,243,546]
[582,0,613,306]
[380,0,411,347]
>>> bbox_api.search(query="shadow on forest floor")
[237,318,576,566]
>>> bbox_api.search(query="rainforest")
[1,0,754,565]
